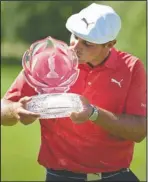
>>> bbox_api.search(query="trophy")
[22,36,83,119]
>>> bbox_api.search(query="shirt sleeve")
[125,60,146,116]
[4,70,37,102]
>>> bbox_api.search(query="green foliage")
[103,1,146,62]
[1,1,90,44]
[1,1,146,62]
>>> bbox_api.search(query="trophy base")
[26,93,83,119]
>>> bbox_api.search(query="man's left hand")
[70,96,93,124]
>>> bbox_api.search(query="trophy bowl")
[22,36,83,119]
[22,36,80,94]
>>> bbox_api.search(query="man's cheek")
[70,34,76,45]
[70,42,75,47]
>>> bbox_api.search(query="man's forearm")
[93,107,146,142]
[1,99,18,126]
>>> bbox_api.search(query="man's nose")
[70,40,81,51]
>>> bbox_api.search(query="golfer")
[1,3,146,181]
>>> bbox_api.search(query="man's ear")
[105,40,116,48]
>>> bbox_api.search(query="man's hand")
[70,96,93,123]
[16,96,40,125]
[1,97,40,126]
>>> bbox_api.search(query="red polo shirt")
[4,47,146,173]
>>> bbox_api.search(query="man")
[1,3,146,182]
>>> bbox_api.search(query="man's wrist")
[89,105,99,121]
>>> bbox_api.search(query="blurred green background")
[1,1,146,181]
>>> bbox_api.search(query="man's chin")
[78,59,86,64]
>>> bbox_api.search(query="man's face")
[69,34,106,64]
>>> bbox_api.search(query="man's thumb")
[19,96,32,104]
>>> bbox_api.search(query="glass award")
[22,36,83,119]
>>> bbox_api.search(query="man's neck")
[87,50,111,68]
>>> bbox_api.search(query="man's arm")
[1,99,19,126]
[70,104,146,143]
[93,108,146,142]
[70,60,146,143]
[1,70,40,126]
[1,97,40,126]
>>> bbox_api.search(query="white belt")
[86,168,129,181]
[87,173,102,181]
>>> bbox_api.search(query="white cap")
[66,3,121,44]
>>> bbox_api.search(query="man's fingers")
[80,95,90,105]
[19,96,32,104]
[17,107,40,117]
[70,108,92,123]
[70,112,80,121]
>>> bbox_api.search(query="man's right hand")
[1,97,40,126]
[16,96,40,125]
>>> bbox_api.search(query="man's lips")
[76,53,82,58]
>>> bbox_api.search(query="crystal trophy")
[22,36,83,119]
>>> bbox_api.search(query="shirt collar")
[104,47,118,70]
[79,47,118,70]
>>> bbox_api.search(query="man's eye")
[84,41,94,46]
[73,35,78,40]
